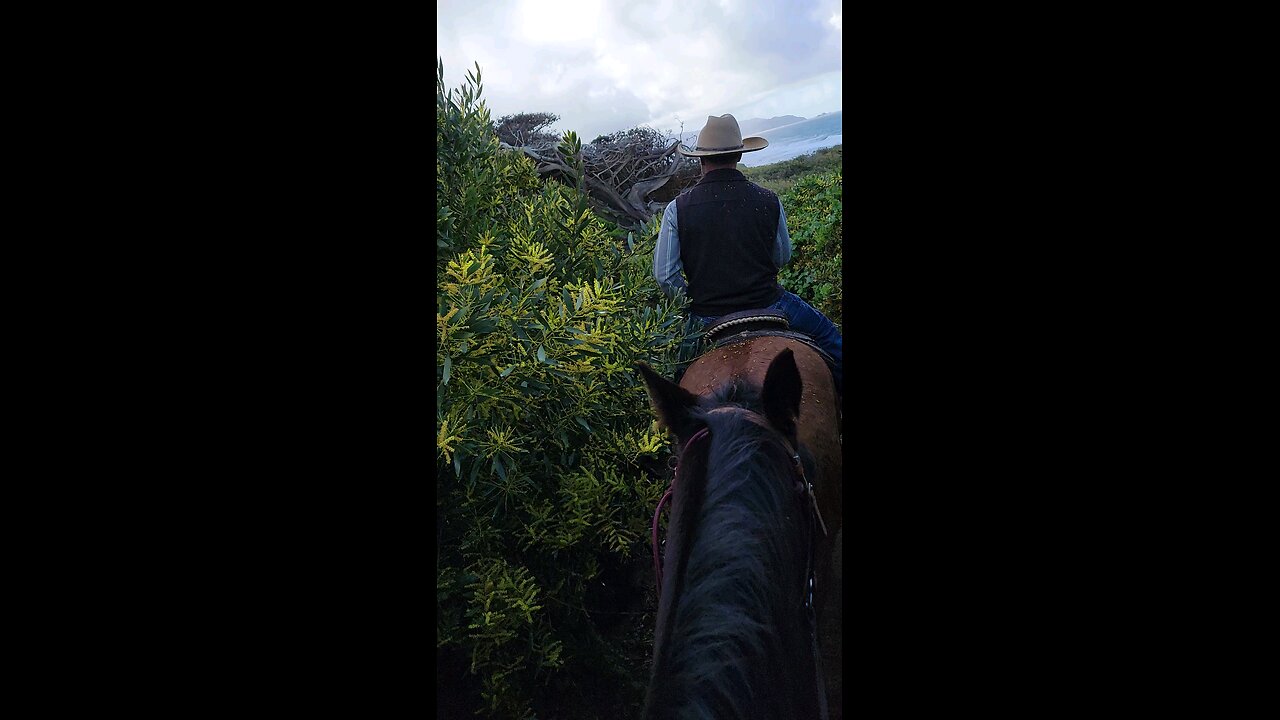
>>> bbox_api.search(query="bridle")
[650,427,708,599]
[649,414,831,717]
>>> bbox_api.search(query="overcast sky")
[437,0,842,142]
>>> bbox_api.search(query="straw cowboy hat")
[678,114,769,157]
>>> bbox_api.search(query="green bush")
[778,169,842,330]
[437,59,689,718]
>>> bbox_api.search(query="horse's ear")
[635,362,700,439]
[762,348,803,439]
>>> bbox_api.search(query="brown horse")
[638,338,842,719]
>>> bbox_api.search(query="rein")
[651,427,709,598]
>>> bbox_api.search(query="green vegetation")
[735,146,843,329]
[777,169,842,329]
[437,60,690,718]
[741,144,842,195]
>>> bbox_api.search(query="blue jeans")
[690,290,843,393]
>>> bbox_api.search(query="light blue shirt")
[652,198,792,299]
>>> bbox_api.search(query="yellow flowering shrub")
[437,59,689,718]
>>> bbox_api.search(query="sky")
[437,0,842,143]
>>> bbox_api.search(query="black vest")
[676,168,783,316]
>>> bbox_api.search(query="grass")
[740,145,842,195]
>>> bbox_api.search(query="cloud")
[437,0,841,141]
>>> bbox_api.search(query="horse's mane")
[645,380,818,720]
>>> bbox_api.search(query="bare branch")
[500,123,702,229]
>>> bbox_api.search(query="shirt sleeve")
[654,201,687,298]
[775,198,792,268]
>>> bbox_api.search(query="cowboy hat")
[678,114,768,157]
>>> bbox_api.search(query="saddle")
[701,308,838,373]
[703,308,790,341]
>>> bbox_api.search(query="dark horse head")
[636,349,824,720]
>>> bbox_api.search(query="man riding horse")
[653,113,842,392]
[643,113,845,717]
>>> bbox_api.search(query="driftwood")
[500,135,699,230]
[624,175,673,217]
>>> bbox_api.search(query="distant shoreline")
[740,135,843,168]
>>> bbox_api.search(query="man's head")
[679,114,768,168]
[699,153,742,173]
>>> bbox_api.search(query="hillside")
[739,112,841,167]
[742,146,842,328]
[741,144,842,195]
[738,115,805,136]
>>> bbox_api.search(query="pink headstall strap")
[652,427,710,598]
